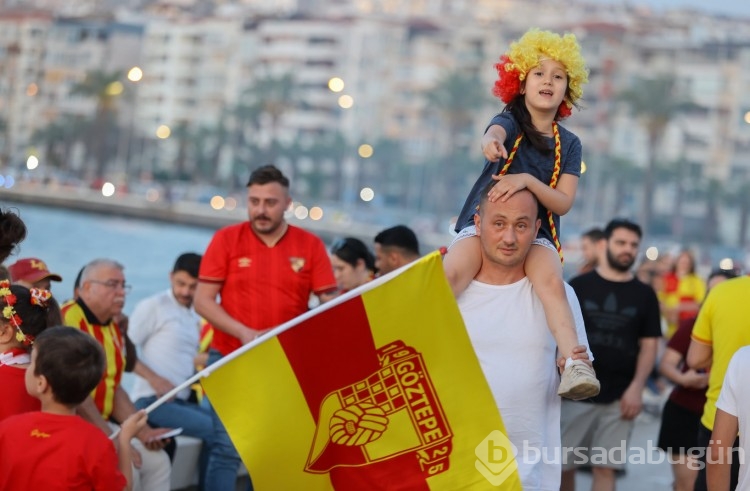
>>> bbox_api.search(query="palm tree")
[617,76,693,235]
[69,70,124,180]
[425,70,488,215]
[240,73,296,164]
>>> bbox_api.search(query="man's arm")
[194,281,259,345]
[133,360,175,398]
[620,337,659,420]
[77,396,112,436]
[687,338,713,370]
[707,408,738,491]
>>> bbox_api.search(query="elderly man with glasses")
[62,258,172,491]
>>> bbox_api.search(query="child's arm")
[118,410,148,491]
[707,408,738,491]
[481,124,508,162]
[489,172,578,216]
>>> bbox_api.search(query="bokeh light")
[294,205,309,220]
[128,66,143,82]
[645,246,659,261]
[210,196,225,210]
[358,144,374,158]
[156,125,171,139]
[26,156,39,170]
[309,206,324,221]
[338,95,354,109]
[360,187,375,202]
[105,81,124,96]
[328,77,344,92]
[101,182,116,197]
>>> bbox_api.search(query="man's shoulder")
[568,270,597,287]
[286,224,326,246]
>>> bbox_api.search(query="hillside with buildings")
[1,0,750,250]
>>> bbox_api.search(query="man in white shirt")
[456,187,592,491]
[130,253,215,489]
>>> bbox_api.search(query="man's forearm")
[630,337,659,389]
[77,396,111,435]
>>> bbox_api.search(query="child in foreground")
[444,28,599,400]
[0,326,147,490]
[0,281,52,421]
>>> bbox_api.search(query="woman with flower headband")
[444,29,600,400]
[0,280,52,421]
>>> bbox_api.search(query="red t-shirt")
[0,362,40,422]
[0,412,126,490]
[668,316,708,415]
[200,223,336,355]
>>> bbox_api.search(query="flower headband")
[492,28,589,120]
[0,280,51,346]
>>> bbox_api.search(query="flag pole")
[109,252,440,440]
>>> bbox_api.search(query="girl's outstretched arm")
[482,125,508,162]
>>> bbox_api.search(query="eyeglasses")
[88,280,132,293]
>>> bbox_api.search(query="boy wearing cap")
[8,257,62,291]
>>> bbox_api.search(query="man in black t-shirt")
[560,218,662,491]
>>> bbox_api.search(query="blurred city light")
[309,206,323,220]
[328,77,344,92]
[581,161,587,174]
[719,257,734,270]
[106,81,124,96]
[156,125,171,139]
[210,195,225,210]
[224,197,237,211]
[338,95,354,109]
[744,111,750,125]
[101,182,116,197]
[128,66,143,82]
[26,155,39,170]
[3,176,14,188]
[645,246,659,260]
[294,205,309,219]
[26,83,38,97]
[145,188,160,202]
[360,187,374,202]
[358,144,374,158]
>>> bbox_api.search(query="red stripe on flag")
[278,296,431,491]
[278,296,379,419]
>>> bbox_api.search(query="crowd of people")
[0,183,426,491]
[1,25,749,491]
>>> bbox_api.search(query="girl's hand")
[482,137,508,162]
[488,174,528,202]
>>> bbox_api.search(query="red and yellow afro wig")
[493,28,588,120]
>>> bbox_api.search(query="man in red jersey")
[195,164,337,491]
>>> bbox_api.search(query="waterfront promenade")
[1,182,455,253]
[573,411,673,490]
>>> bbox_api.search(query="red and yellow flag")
[201,251,522,490]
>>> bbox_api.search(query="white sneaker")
[558,360,600,400]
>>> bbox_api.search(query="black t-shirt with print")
[569,270,662,403]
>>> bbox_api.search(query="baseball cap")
[8,258,62,283]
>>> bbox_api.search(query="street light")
[328,77,344,92]
[338,95,354,109]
